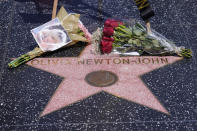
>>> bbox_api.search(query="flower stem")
[180,49,192,58]
[115,27,131,36]
[8,47,44,68]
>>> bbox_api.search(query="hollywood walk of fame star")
[27,44,182,117]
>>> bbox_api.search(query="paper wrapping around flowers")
[57,7,87,47]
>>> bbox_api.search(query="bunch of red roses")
[98,19,192,58]
[101,19,123,54]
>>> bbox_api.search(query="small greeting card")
[31,18,72,52]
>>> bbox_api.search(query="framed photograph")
[31,18,72,52]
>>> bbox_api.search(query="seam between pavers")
[0,2,16,87]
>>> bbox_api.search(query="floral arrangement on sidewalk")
[92,19,192,58]
[8,7,90,68]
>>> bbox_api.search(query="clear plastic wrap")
[91,19,192,58]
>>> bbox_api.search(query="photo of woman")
[31,18,72,52]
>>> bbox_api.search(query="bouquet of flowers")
[8,7,90,68]
[91,19,192,58]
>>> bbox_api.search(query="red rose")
[104,19,123,28]
[101,40,112,47]
[103,27,114,36]
[102,46,113,54]
[102,36,114,42]
[101,40,113,54]
[101,19,123,54]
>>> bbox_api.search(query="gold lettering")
[87,59,93,65]
[40,60,47,65]
[142,58,150,64]
[105,59,111,64]
[48,59,50,65]
[65,60,71,65]
[131,58,141,64]
[52,59,59,65]
[78,59,85,64]
[31,59,39,65]
[152,58,160,64]
[60,59,64,65]
[113,58,121,64]
[94,59,103,64]
[161,58,168,64]
[123,59,130,64]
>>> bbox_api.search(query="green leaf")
[132,29,143,36]
[135,39,141,47]
[113,44,121,48]
[144,43,152,50]
[138,36,146,41]
[152,40,160,47]
[135,23,145,31]
[128,39,134,44]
